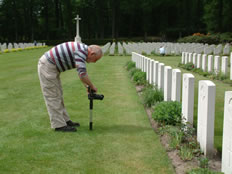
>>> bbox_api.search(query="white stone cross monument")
[74,15,82,42]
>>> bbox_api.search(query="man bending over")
[38,42,103,132]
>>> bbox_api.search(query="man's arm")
[78,74,97,92]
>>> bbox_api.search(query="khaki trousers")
[38,55,70,128]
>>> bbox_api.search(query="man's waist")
[44,53,56,65]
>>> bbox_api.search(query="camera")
[88,87,104,100]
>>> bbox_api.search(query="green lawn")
[0,49,174,174]
[149,55,232,153]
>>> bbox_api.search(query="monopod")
[87,86,104,130]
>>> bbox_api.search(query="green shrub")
[152,101,182,125]
[169,129,184,149]
[125,61,136,71]
[178,63,185,69]
[179,145,194,161]
[129,67,140,77]
[198,157,209,168]
[187,168,223,174]
[219,32,232,43]
[178,32,232,44]
[184,63,195,71]
[3,49,9,53]
[132,71,147,85]
[142,86,163,107]
[192,68,203,73]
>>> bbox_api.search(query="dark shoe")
[55,125,77,132]
[66,120,80,127]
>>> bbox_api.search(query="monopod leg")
[89,99,93,130]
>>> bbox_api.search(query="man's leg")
[56,77,70,122]
[57,78,80,127]
[38,56,67,129]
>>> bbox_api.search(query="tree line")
[0,0,232,43]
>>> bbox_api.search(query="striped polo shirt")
[44,42,88,77]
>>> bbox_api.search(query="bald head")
[89,45,103,58]
[87,45,103,63]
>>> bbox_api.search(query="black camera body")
[87,87,104,100]
[88,93,104,100]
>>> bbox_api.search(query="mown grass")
[149,55,232,153]
[0,49,174,174]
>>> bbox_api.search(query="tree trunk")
[12,0,18,41]
[218,0,223,32]
[29,0,34,41]
[54,0,60,28]
[111,0,116,39]
[44,0,49,40]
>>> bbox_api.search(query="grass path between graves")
[0,49,175,174]
[150,55,232,153]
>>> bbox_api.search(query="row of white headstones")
[182,52,232,80]
[0,42,46,52]
[132,52,232,174]
[102,42,231,57]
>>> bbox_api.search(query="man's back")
[44,42,88,72]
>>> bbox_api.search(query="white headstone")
[202,54,207,72]
[118,42,123,56]
[188,53,193,63]
[164,66,172,101]
[214,44,222,55]
[144,57,147,77]
[197,54,202,68]
[2,43,7,51]
[8,43,13,50]
[223,44,230,55]
[139,55,141,68]
[197,80,216,157]
[153,61,159,86]
[146,58,150,81]
[231,52,232,80]
[182,73,195,125]
[222,91,232,174]
[221,56,228,75]
[185,52,189,64]
[171,69,181,102]
[14,43,18,49]
[149,60,154,84]
[193,53,197,67]
[214,56,220,75]
[182,52,185,64]
[109,42,115,55]
[158,63,165,91]
[142,56,145,72]
[208,55,213,73]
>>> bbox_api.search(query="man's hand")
[86,86,97,94]
[91,86,97,93]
